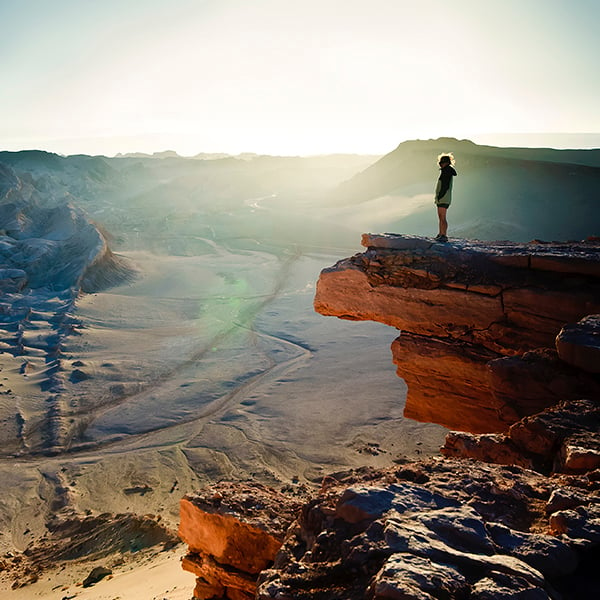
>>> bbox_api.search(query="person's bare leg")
[437,206,448,237]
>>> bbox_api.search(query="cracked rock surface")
[255,459,600,599]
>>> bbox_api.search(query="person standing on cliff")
[434,153,457,242]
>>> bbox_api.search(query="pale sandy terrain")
[0,241,446,597]
[0,154,448,598]
[2,546,193,600]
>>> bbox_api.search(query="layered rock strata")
[314,234,600,432]
[5,510,177,589]
[179,483,302,600]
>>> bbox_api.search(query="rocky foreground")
[180,234,600,599]
[179,398,600,599]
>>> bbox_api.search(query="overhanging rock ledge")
[314,234,600,433]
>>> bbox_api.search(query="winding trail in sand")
[1,241,305,451]
[0,233,446,580]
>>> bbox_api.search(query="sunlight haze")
[2,0,599,156]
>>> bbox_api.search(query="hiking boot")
[436,235,448,243]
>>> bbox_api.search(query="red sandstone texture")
[178,403,600,599]
[180,415,600,599]
[314,234,600,432]
[179,482,303,600]
[179,234,600,598]
[442,398,600,474]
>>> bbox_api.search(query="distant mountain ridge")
[334,137,600,202]
[1,138,598,243]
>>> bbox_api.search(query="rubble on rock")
[314,234,600,432]
[179,457,600,599]
[180,397,600,599]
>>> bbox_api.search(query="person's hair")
[437,152,455,166]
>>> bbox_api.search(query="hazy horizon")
[4,132,600,160]
[2,0,598,157]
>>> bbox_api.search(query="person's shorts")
[437,203,449,209]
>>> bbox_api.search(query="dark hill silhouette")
[0,149,67,171]
[329,138,600,242]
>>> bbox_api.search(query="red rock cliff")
[314,234,600,433]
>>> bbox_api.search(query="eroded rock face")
[180,401,600,599]
[255,460,600,599]
[179,482,302,600]
[391,332,512,432]
[442,399,600,475]
[314,234,600,432]
[487,348,600,420]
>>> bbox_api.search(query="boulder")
[545,487,598,515]
[549,503,600,544]
[556,314,600,374]
[442,399,600,474]
[442,432,533,468]
[486,523,577,577]
[82,565,112,588]
[369,553,468,600]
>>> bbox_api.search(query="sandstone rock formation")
[179,452,600,599]
[179,233,600,599]
[314,234,600,432]
[443,398,600,475]
[179,482,303,600]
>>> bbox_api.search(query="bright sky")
[1,0,599,156]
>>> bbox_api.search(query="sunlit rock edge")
[180,233,600,599]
